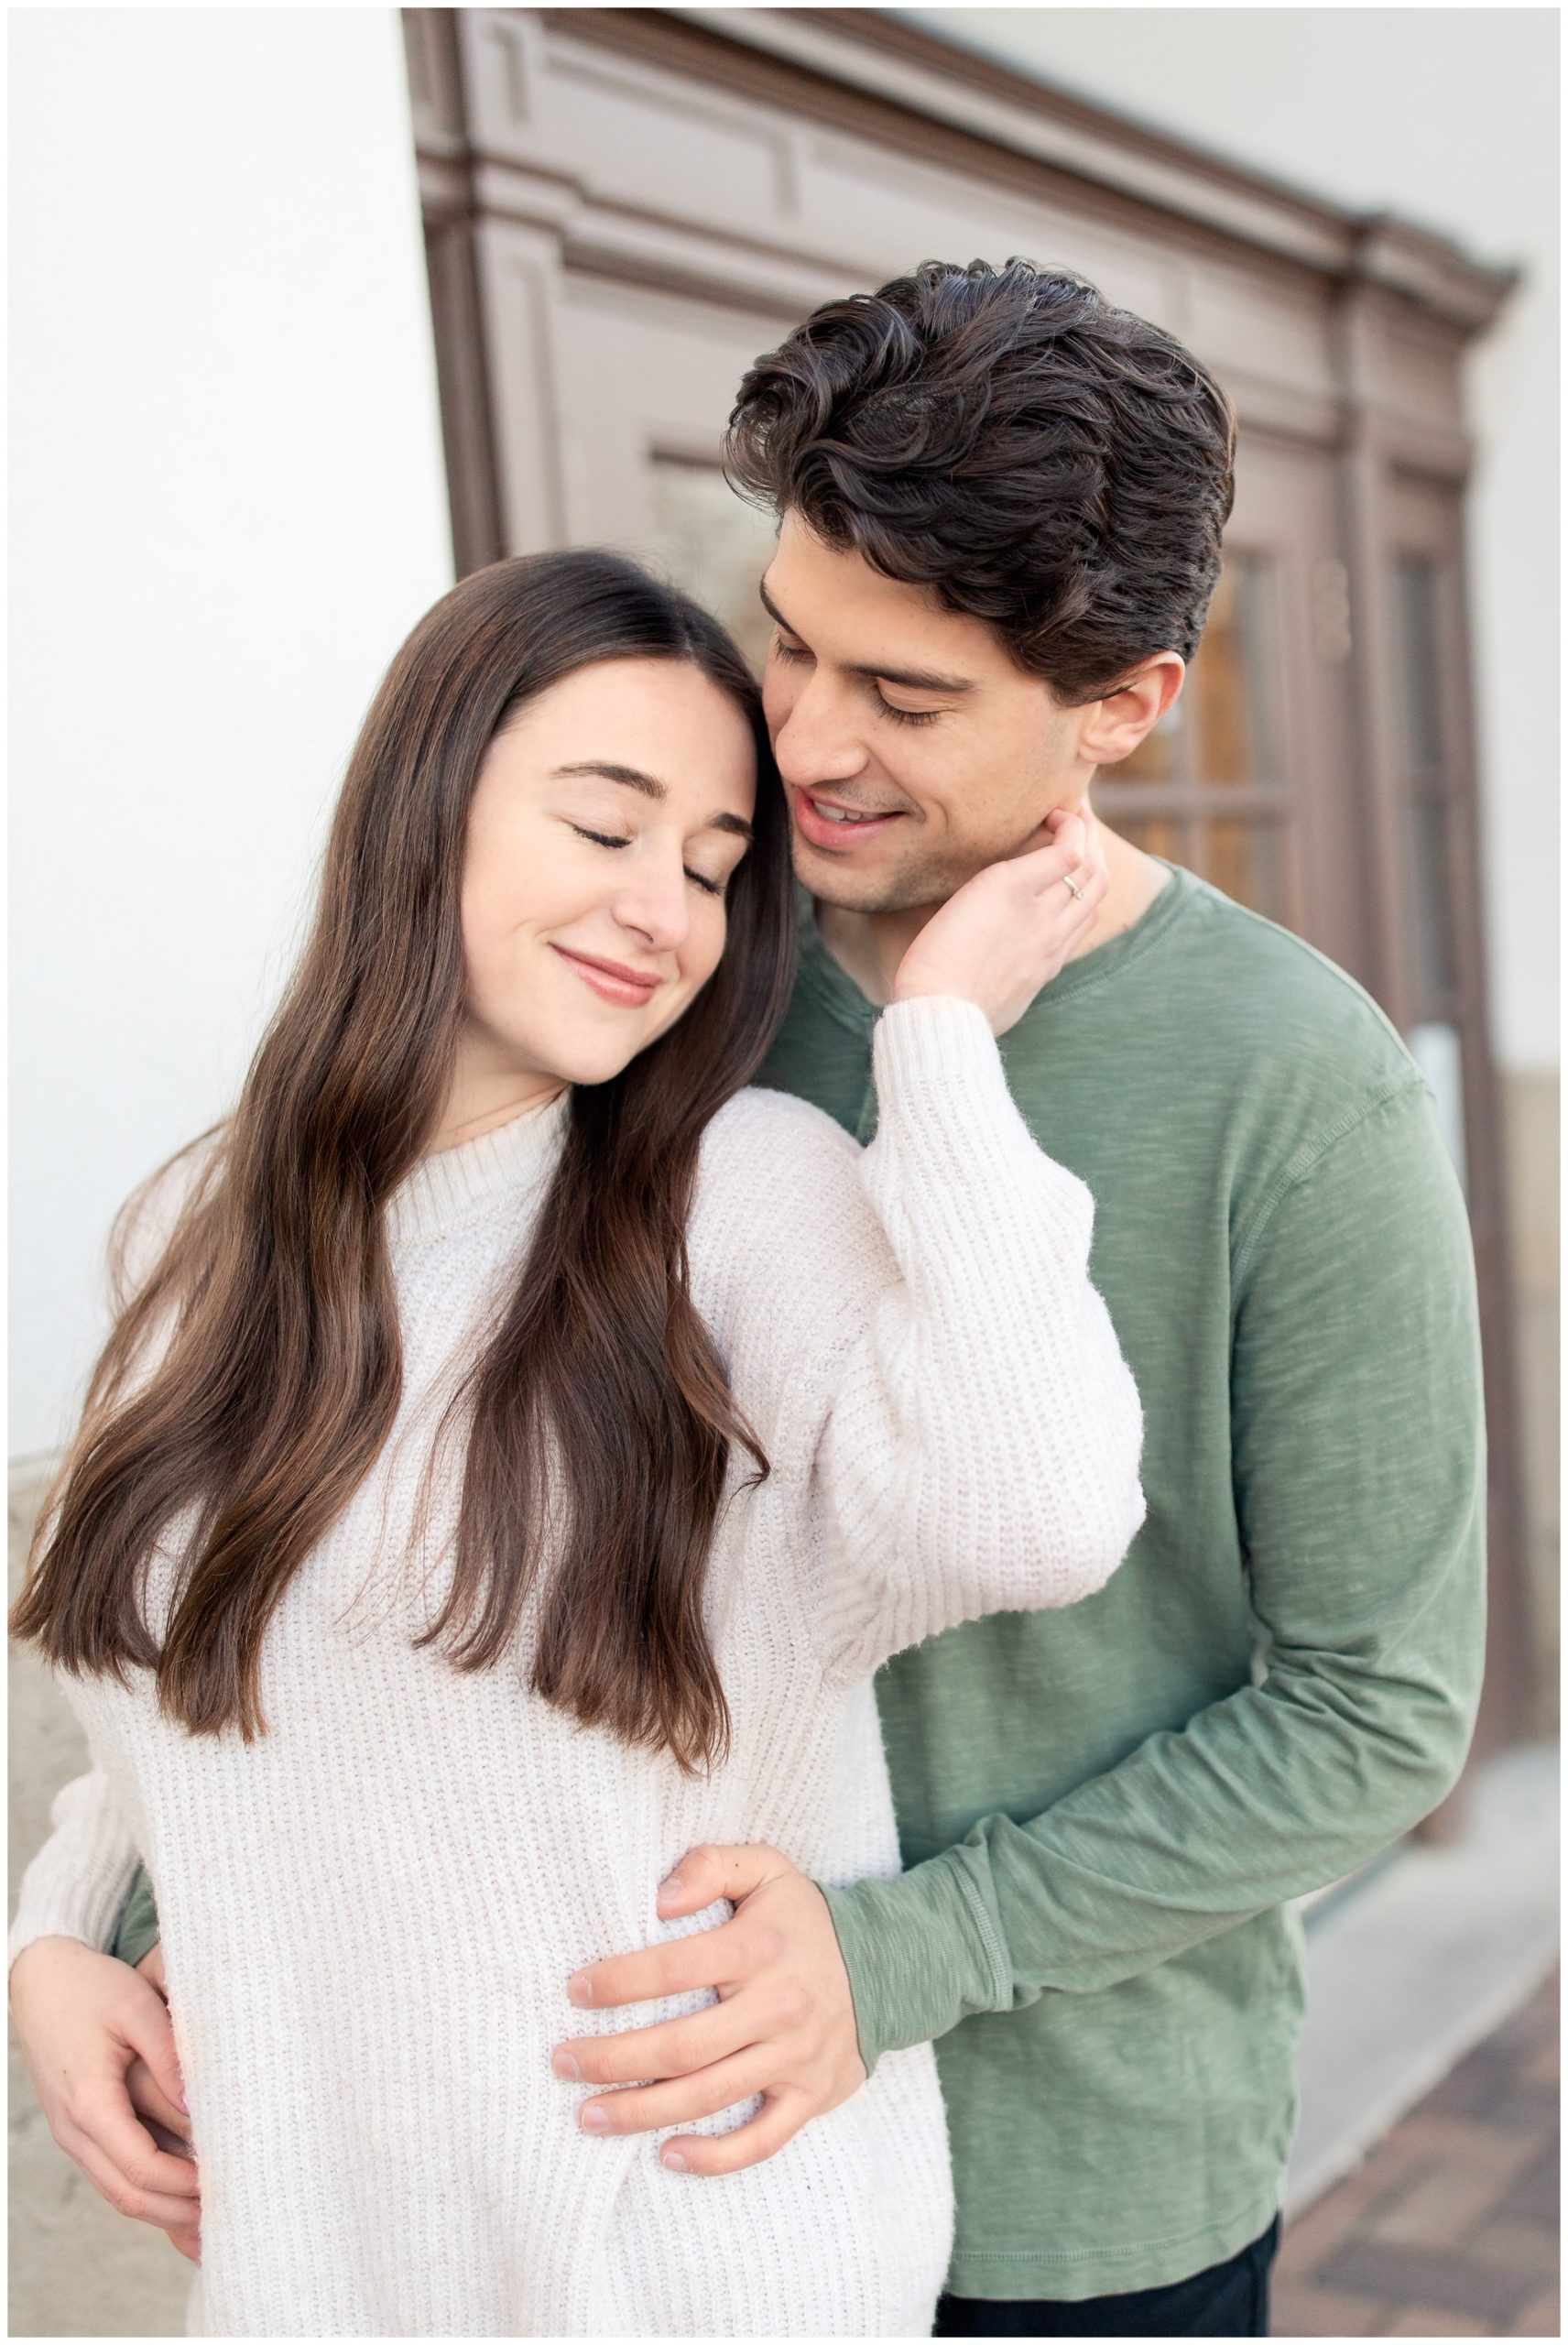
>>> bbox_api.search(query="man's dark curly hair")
[724,256,1236,706]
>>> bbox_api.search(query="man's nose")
[771,676,869,789]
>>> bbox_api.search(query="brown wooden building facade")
[400,5,1530,1747]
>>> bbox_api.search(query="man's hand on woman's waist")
[550,1842,866,2175]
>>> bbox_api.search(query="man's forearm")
[825,1635,1481,2071]
[825,1085,1488,2073]
[112,1861,160,1968]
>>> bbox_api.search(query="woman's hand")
[9,1935,200,2263]
[891,805,1109,1034]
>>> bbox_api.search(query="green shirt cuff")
[822,1849,1013,2072]
[110,1864,160,1969]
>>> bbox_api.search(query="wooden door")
[1099,432,1367,981]
[403,1,1532,1744]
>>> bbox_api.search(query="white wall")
[910,5,1560,1072]
[11,9,1556,1464]
[10,10,454,1457]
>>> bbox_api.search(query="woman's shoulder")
[696,1085,864,1206]
[691,1086,886,1331]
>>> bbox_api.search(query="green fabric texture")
[110,1866,161,1970]
[768,867,1486,2298]
[107,863,1486,2302]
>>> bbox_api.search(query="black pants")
[932,2217,1280,2338]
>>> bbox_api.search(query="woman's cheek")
[658,920,724,1032]
[695,903,730,988]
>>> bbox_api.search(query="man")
[50,259,1488,2336]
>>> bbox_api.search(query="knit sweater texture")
[11,995,1144,2338]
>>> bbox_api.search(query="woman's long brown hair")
[14,551,797,1772]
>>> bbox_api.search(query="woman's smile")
[550,943,665,1009]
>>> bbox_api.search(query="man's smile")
[791,788,909,851]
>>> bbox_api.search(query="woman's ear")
[1078,653,1185,769]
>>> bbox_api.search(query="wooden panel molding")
[397,1,1531,1736]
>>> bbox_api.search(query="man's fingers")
[555,2000,746,2089]
[576,2047,774,2137]
[568,1913,762,2011]
[652,1842,789,1921]
[659,2088,809,2176]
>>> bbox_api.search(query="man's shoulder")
[1145,874,1420,1107]
[1150,883,1455,1268]
[1000,873,1436,1232]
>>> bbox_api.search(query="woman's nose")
[611,856,691,954]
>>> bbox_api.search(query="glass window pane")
[1406,794,1459,1006]
[1406,1021,1468,1194]
[1203,817,1285,922]
[1189,554,1280,787]
[641,458,779,677]
[1393,554,1446,778]
[1390,553,1458,1004]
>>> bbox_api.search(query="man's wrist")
[819,1847,1011,2073]
[110,1866,161,1969]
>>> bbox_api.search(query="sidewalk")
[1274,1969,1560,2338]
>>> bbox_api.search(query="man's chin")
[791,841,965,917]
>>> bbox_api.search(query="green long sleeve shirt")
[759,866,1486,2298]
[112,863,1486,2302]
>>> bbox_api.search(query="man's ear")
[1077,653,1185,769]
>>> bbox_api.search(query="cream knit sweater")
[12,996,1145,2339]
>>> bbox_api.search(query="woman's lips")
[791,791,907,852]
[550,944,662,1008]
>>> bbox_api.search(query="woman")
[11,551,1143,2338]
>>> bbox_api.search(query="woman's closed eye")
[569,823,728,899]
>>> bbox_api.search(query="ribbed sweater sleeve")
[801,995,1146,1680]
[8,1767,139,1970]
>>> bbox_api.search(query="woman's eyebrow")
[552,759,665,799]
[550,761,752,841]
[757,576,975,697]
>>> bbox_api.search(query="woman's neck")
[430,1045,568,1155]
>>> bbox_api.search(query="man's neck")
[813,820,1173,1008]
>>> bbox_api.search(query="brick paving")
[1274,1969,1559,2338]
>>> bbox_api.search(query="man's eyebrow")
[758,575,975,698]
[550,761,752,841]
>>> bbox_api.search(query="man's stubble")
[791,817,1062,919]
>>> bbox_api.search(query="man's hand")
[10,1935,200,2263]
[551,1844,866,2176]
